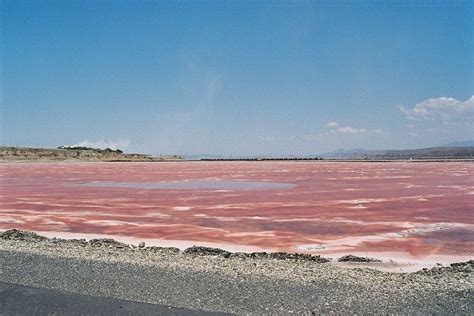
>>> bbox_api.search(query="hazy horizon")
[1,1,473,156]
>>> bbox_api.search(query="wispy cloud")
[324,121,384,135]
[398,96,474,123]
[260,122,385,144]
[335,126,368,135]
[140,62,223,155]
[71,138,130,150]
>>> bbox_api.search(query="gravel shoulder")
[0,231,472,314]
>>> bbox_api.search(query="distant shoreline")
[1,145,474,162]
[2,158,474,163]
[194,158,474,162]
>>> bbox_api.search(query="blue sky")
[1,1,473,156]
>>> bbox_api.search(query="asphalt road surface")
[0,281,224,316]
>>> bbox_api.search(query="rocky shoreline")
[1,229,472,271]
[0,229,472,313]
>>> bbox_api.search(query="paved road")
[0,281,223,316]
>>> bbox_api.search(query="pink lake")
[1,161,473,268]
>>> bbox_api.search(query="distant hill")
[320,146,474,160]
[320,148,369,159]
[0,146,183,162]
[440,140,474,147]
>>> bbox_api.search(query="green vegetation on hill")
[57,145,123,154]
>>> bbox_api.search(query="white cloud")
[399,96,474,123]
[336,126,368,134]
[325,121,383,135]
[71,138,130,150]
[325,121,339,128]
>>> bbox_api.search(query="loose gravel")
[0,230,472,314]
